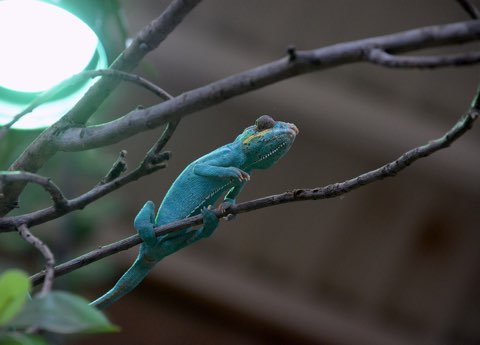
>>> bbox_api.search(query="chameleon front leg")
[220,181,247,220]
[193,164,250,181]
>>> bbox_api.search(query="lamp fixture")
[0,0,108,129]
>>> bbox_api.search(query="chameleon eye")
[255,115,275,131]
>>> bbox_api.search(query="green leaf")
[0,270,31,326]
[0,333,48,345]
[11,291,119,334]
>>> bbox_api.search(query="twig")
[0,106,174,230]
[30,84,480,287]
[18,224,55,296]
[64,0,202,126]
[0,172,68,210]
[0,148,170,231]
[56,20,480,151]
[367,48,480,68]
[457,0,480,19]
[0,69,173,139]
[99,150,128,185]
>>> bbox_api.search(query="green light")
[0,0,108,129]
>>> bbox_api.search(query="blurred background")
[1,0,479,344]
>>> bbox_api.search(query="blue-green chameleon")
[90,115,298,309]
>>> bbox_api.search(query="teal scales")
[91,115,298,309]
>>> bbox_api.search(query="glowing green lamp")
[0,0,108,129]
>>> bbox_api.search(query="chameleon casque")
[90,115,298,309]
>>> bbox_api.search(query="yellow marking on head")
[242,129,272,144]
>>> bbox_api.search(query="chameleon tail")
[90,256,155,309]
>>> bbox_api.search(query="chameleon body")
[90,115,298,309]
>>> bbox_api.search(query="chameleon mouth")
[289,123,299,135]
[247,140,291,169]
[261,141,289,160]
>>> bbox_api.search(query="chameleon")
[90,115,298,309]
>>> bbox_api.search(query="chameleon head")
[239,115,299,170]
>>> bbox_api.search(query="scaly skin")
[90,115,298,309]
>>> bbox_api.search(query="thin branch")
[0,69,173,140]
[18,224,55,296]
[99,150,128,185]
[56,20,480,151]
[367,48,480,68]
[0,152,170,231]
[0,172,68,210]
[30,85,480,286]
[0,104,175,230]
[63,0,202,125]
[457,0,480,19]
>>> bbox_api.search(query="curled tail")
[90,256,155,309]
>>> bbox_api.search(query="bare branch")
[0,69,173,140]
[0,172,68,210]
[82,69,173,100]
[367,48,480,68]
[0,150,170,231]
[30,83,480,286]
[142,121,179,166]
[64,0,202,125]
[457,0,480,19]
[2,0,202,216]
[99,150,128,185]
[56,20,480,151]
[18,224,55,296]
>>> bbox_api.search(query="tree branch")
[56,20,480,151]
[0,151,170,231]
[3,18,480,216]
[1,0,201,216]
[18,224,55,296]
[457,0,480,19]
[0,98,176,230]
[63,0,202,125]
[0,70,173,140]
[0,172,68,210]
[367,48,480,68]
[30,83,480,286]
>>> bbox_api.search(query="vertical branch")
[17,224,55,297]
[457,0,480,19]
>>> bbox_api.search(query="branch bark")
[0,172,68,210]
[367,49,480,68]
[56,20,480,151]
[30,83,480,286]
[18,224,55,296]
[457,0,480,19]
[0,70,172,138]
[0,151,170,231]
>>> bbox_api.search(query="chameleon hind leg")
[155,207,219,256]
[135,201,219,258]
[134,200,157,247]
